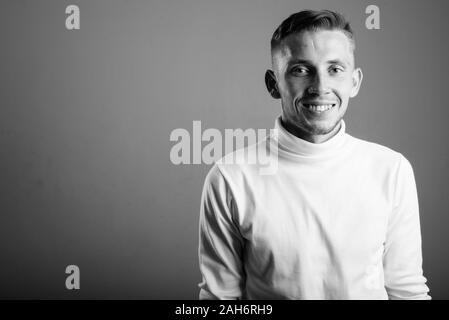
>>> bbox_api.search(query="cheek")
[283,79,307,98]
[278,84,295,102]
[333,79,355,101]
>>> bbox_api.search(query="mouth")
[300,102,337,113]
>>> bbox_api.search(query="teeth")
[305,104,334,112]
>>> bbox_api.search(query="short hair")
[271,10,355,54]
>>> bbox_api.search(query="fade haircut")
[271,10,355,55]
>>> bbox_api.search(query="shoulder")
[347,134,406,168]
[202,136,272,196]
[213,136,272,177]
[201,153,245,192]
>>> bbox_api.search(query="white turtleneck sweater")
[198,116,430,300]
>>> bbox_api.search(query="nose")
[307,72,330,95]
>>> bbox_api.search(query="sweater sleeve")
[383,154,431,300]
[198,165,245,300]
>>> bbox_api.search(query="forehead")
[274,29,354,66]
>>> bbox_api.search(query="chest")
[237,164,392,265]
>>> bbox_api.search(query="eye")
[329,65,345,74]
[291,66,309,75]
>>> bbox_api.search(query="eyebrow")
[287,59,311,66]
[327,59,349,67]
[288,59,350,67]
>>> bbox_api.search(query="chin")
[306,118,341,136]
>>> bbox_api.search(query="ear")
[265,69,281,99]
[350,68,363,98]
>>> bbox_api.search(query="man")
[198,10,430,300]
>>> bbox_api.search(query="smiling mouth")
[301,103,337,113]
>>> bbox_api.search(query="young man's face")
[267,29,363,143]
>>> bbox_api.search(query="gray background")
[0,0,447,299]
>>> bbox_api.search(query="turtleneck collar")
[272,115,348,158]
